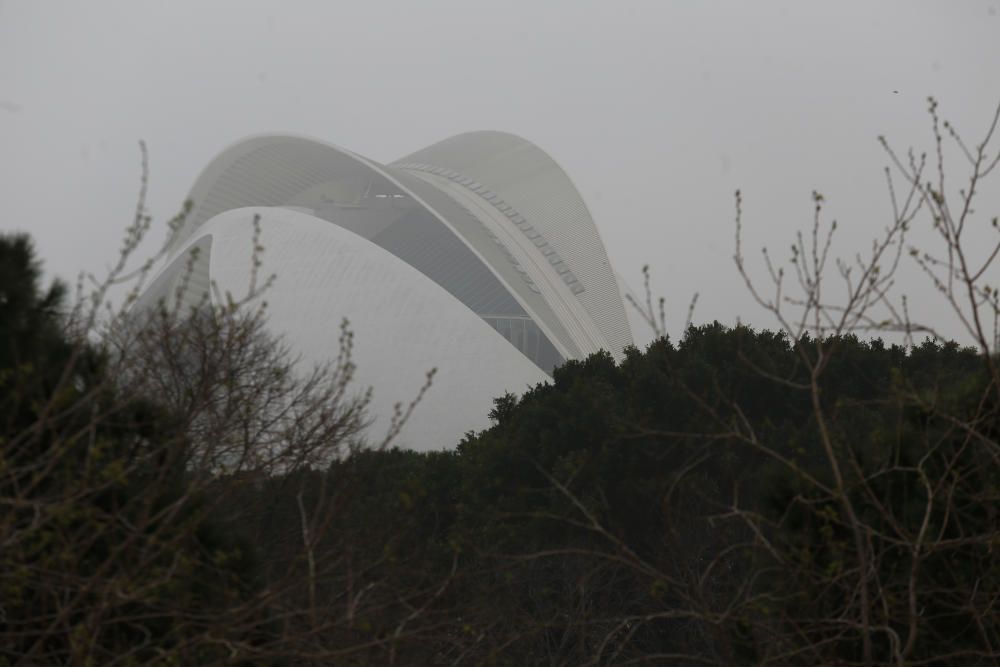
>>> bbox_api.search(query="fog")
[2,0,998,345]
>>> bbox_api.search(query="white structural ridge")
[142,132,634,449]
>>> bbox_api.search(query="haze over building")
[138,132,634,449]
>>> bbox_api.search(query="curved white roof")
[173,132,632,361]
[394,131,633,357]
[141,131,634,448]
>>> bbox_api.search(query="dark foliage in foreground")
[3,231,998,665]
[0,235,265,665]
[313,327,995,664]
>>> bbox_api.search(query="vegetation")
[310,327,998,665]
[2,98,999,665]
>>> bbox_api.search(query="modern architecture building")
[137,132,634,450]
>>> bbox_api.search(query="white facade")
[140,133,633,450]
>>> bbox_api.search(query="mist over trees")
[3,99,1000,665]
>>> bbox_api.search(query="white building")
[138,132,634,450]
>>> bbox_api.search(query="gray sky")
[2,0,999,345]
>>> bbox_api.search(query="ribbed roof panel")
[167,132,631,371]
[393,131,633,357]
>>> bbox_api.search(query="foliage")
[307,325,995,665]
[0,234,260,664]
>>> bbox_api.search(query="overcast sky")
[2,0,998,345]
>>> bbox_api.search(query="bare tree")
[596,97,1000,665]
[711,97,1000,665]
[0,145,445,666]
[484,97,1000,665]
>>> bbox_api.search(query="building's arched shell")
[174,137,586,368]
[172,133,633,364]
[394,131,633,357]
[140,130,635,447]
